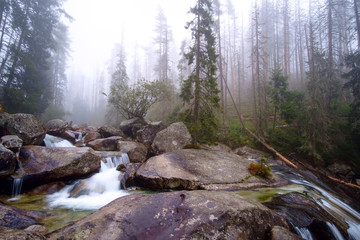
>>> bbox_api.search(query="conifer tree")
[180,0,220,144]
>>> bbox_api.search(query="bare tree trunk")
[354,0,360,48]
[216,2,225,124]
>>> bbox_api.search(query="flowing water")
[43,134,74,147]
[43,134,130,210]
[46,154,130,211]
[238,161,360,240]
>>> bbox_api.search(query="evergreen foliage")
[344,51,360,149]
[180,0,220,144]
[0,0,70,115]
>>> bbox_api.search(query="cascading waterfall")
[44,134,74,147]
[46,154,130,211]
[273,167,360,240]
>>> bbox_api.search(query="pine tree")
[180,0,220,144]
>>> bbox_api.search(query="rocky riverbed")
[0,112,359,240]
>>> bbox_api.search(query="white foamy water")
[46,154,130,211]
[44,134,74,147]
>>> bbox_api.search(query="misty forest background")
[1,0,360,174]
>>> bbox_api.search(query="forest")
[1,0,360,175]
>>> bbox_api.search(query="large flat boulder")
[151,122,192,154]
[0,113,45,145]
[134,149,286,190]
[0,144,16,178]
[17,146,101,190]
[47,190,288,240]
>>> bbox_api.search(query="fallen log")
[328,176,360,190]
[222,76,299,169]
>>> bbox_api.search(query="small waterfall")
[46,154,130,211]
[7,178,23,202]
[44,134,74,147]
[294,227,314,240]
[273,168,360,239]
[327,222,345,240]
[8,151,25,201]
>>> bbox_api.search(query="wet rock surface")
[17,146,100,190]
[270,226,304,240]
[0,113,46,145]
[135,149,287,190]
[47,190,288,240]
[264,192,348,239]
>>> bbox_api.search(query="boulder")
[84,131,102,144]
[59,130,77,144]
[87,136,123,151]
[151,122,192,154]
[135,149,287,190]
[47,190,288,240]
[270,226,304,240]
[17,146,100,190]
[1,135,23,150]
[119,118,143,138]
[136,121,166,147]
[0,202,47,229]
[0,113,45,145]
[122,163,142,188]
[264,192,348,239]
[98,125,125,138]
[117,141,147,163]
[44,119,69,136]
[234,146,270,160]
[327,163,355,179]
[0,144,16,178]
[356,179,360,186]
[0,227,46,240]
[27,181,66,195]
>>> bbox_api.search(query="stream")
[2,134,360,238]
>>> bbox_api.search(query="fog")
[62,0,251,124]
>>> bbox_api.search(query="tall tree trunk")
[216,2,225,124]
[193,0,201,144]
[354,0,360,48]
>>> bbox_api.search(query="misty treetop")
[180,0,220,144]
[0,0,70,116]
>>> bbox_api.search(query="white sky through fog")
[63,0,252,89]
